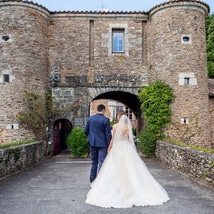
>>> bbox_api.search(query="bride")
[85,114,170,208]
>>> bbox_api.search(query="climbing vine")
[138,81,174,156]
[17,91,79,141]
[17,91,55,141]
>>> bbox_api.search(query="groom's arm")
[105,118,112,145]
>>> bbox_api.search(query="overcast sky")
[30,0,214,13]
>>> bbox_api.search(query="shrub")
[66,127,89,157]
[139,126,159,157]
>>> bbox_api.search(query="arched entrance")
[91,91,143,134]
[53,119,72,156]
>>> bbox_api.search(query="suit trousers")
[90,146,107,183]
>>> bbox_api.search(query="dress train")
[85,139,170,208]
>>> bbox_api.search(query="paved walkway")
[0,154,213,214]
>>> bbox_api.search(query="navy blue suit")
[84,113,112,182]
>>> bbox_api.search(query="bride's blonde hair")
[117,110,126,120]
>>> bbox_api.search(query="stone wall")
[48,15,147,86]
[0,141,48,179]
[155,141,214,188]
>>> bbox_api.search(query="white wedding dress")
[85,115,170,208]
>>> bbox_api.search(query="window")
[181,35,191,44]
[182,36,190,42]
[125,106,133,120]
[2,35,10,41]
[184,77,190,85]
[112,29,124,53]
[3,74,9,83]
[179,73,197,86]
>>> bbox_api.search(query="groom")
[84,104,112,183]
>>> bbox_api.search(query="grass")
[163,138,214,154]
[0,139,38,149]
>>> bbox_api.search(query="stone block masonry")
[0,141,48,179]
[155,141,214,188]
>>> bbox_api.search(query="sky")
[30,0,214,13]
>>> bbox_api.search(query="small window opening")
[184,77,190,85]
[182,36,190,43]
[3,74,9,83]
[2,35,10,41]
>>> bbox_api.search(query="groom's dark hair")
[97,104,106,112]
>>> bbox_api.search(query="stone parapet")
[0,141,48,179]
[155,141,214,188]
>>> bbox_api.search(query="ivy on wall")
[138,81,174,156]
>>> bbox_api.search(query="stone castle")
[0,0,213,153]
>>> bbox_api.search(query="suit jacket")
[84,113,112,147]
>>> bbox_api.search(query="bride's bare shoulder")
[113,123,118,129]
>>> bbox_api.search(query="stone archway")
[53,119,72,156]
[51,87,143,138]
[94,90,141,117]
[89,90,143,135]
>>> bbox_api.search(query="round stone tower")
[148,0,212,147]
[0,1,49,143]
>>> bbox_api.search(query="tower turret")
[148,0,212,147]
[0,1,49,143]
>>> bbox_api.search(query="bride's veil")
[113,115,136,148]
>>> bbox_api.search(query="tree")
[17,92,51,141]
[206,13,214,78]
[18,91,79,141]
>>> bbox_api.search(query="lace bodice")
[108,115,136,152]
[112,124,130,142]
[120,129,129,141]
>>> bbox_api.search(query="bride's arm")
[107,124,117,152]
[107,139,113,153]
